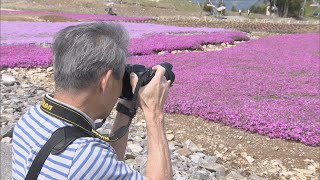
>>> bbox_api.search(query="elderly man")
[12,22,173,179]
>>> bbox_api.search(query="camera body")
[120,62,175,100]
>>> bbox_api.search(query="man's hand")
[130,65,171,117]
[130,65,173,180]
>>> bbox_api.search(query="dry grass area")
[1,0,105,14]
[0,13,74,22]
[0,0,201,17]
[150,19,320,33]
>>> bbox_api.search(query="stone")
[214,151,224,159]
[47,67,53,73]
[128,143,143,154]
[176,147,192,157]
[226,171,246,180]
[189,170,210,180]
[133,136,143,142]
[295,172,307,180]
[1,137,12,144]
[238,136,243,140]
[240,152,247,157]
[208,44,214,49]
[189,153,206,164]
[1,75,16,86]
[273,146,280,151]
[36,90,46,96]
[133,155,147,167]
[245,156,255,164]
[170,141,184,148]
[125,159,134,164]
[199,156,221,170]
[166,130,173,134]
[281,171,297,177]
[4,108,14,115]
[248,174,267,180]
[125,154,136,160]
[0,114,15,123]
[1,124,15,138]
[292,168,314,175]
[307,165,316,171]
[271,159,286,170]
[184,139,200,152]
[211,164,225,179]
[166,134,175,141]
[168,143,176,151]
[16,88,25,96]
[171,50,178,54]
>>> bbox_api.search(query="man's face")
[98,68,124,119]
[111,72,124,101]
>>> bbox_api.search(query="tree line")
[203,0,309,18]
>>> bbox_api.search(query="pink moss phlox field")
[0,21,226,45]
[0,32,246,67]
[129,33,320,146]
[0,10,150,22]
[0,44,52,68]
[129,31,249,55]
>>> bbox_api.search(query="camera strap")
[40,71,151,143]
[41,95,126,142]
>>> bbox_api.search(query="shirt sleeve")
[67,139,144,180]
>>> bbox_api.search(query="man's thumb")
[130,72,138,92]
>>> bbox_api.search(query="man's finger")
[130,72,138,92]
[151,65,166,82]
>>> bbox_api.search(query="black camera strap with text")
[40,95,126,142]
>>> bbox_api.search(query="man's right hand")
[130,65,173,180]
[130,65,171,118]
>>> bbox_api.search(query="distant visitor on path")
[207,0,216,16]
[239,9,242,16]
[105,0,117,16]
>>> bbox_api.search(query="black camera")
[120,62,175,100]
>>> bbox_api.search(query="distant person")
[247,9,251,16]
[105,0,117,16]
[217,5,226,16]
[207,0,216,16]
[239,9,242,16]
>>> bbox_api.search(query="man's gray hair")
[52,22,129,90]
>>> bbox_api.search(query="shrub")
[250,3,268,14]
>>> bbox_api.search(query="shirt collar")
[45,94,96,129]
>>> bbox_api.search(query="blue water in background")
[192,0,263,10]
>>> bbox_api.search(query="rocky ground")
[1,41,319,180]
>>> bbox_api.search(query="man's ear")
[99,69,113,95]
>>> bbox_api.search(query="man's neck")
[54,89,103,121]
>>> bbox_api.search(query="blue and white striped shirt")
[12,94,144,179]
